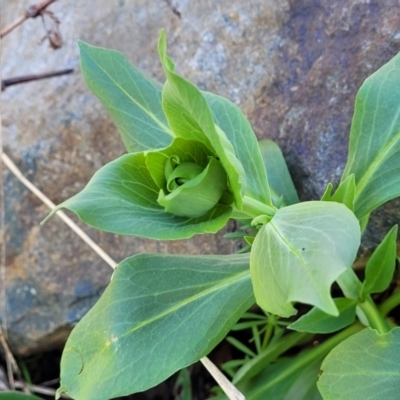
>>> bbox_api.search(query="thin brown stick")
[200,357,246,400]
[1,152,118,270]
[14,380,71,398]
[0,0,57,38]
[0,49,11,387]
[0,328,29,392]
[1,68,74,91]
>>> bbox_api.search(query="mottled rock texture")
[1,0,400,354]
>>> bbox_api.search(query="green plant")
[46,29,400,399]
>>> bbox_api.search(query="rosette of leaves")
[45,30,275,239]
[47,28,400,400]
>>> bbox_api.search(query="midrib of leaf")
[118,268,249,338]
[354,129,400,201]
[89,56,173,136]
[72,267,250,379]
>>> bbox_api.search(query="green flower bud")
[157,156,228,218]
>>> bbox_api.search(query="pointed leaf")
[250,201,361,317]
[288,298,357,334]
[322,175,356,211]
[57,253,254,400]
[257,139,299,207]
[78,41,172,152]
[318,327,400,399]
[342,52,400,219]
[361,225,398,296]
[45,152,231,240]
[203,93,272,205]
[157,30,245,209]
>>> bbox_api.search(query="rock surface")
[1,0,400,355]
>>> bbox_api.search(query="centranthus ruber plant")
[44,29,400,400]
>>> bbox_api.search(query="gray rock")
[1,0,399,355]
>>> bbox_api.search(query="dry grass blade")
[0,152,117,270]
[14,381,71,398]
[201,357,245,400]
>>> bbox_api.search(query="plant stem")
[241,196,276,219]
[358,296,391,334]
[336,268,390,333]
[379,289,400,316]
[262,314,276,350]
[249,323,364,398]
[336,268,362,299]
[284,323,363,376]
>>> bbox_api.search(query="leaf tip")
[56,387,67,400]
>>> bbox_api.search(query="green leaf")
[250,201,361,317]
[341,52,400,219]
[318,327,400,399]
[157,30,245,209]
[361,225,398,296]
[174,369,192,400]
[0,394,44,400]
[321,174,356,211]
[146,138,211,189]
[257,140,299,207]
[78,41,172,152]
[288,298,357,334]
[57,253,253,400]
[203,93,272,205]
[157,157,227,217]
[45,152,231,239]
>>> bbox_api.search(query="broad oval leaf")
[341,52,400,219]
[78,41,172,152]
[57,253,254,400]
[318,327,400,399]
[250,201,361,317]
[44,152,231,240]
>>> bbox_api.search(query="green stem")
[250,323,364,397]
[336,268,390,333]
[298,323,363,364]
[336,268,362,299]
[358,295,391,334]
[241,195,276,219]
[262,314,276,350]
[379,289,400,316]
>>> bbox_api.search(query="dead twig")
[0,0,57,38]
[1,68,74,91]
[14,380,71,398]
[40,9,63,49]
[0,328,28,392]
